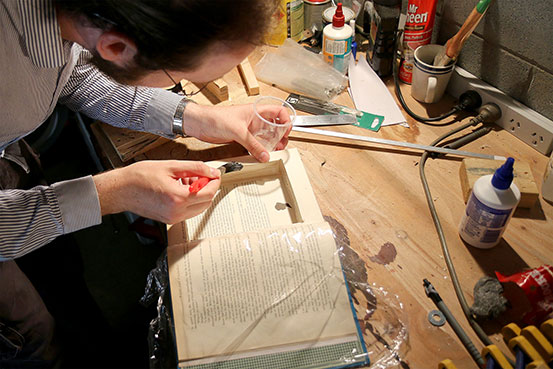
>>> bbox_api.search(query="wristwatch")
[172,98,195,137]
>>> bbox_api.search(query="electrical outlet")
[447,67,553,156]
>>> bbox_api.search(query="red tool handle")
[189,177,210,193]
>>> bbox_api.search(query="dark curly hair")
[55,0,278,82]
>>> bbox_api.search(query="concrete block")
[526,68,553,122]
[437,22,552,113]
[438,0,553,70]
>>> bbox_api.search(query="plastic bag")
[496,265,553,325]
[141,219,408,368]
[325,215,410,369]
[255,40,349,101]
[140,251,177,369]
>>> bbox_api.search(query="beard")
[88,50,151,85]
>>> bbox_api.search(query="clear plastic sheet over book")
[141,220,409,369]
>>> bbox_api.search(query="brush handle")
[445,0,492,59]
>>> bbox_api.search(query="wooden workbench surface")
[91,48,553,369]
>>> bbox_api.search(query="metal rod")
[424,279,486,368]
[292,126,506,160]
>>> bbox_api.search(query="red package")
[496,265,553,325]
[398,0,438,83]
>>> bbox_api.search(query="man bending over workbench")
[0,0,286,366]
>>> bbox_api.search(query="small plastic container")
[459,158,521,248]
[252,96,296,151]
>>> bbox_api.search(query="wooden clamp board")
[168,148,322,244]
[97,122,169,163]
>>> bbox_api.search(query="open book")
[167,149,368,369]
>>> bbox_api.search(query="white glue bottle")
[322,3,353,74]
[459,157,521,248]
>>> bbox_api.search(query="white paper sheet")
[348,57,408,127]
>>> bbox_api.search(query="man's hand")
[93,160,221,224]
[182,103,292,163]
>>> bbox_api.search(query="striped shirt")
[0,0,183,260]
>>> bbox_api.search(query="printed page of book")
[167,149,323,244]
[167,221,359,364]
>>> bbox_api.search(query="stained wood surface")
[91,47,553,369]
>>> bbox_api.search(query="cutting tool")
[189,162,243,194]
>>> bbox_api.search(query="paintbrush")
[188,161,243,193]
[433,0,493,66]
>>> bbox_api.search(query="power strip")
[447,67,553,156]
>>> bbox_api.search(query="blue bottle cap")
[491,157,515,190]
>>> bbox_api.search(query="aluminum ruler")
[291,126,506,160]
[293,114,357,127]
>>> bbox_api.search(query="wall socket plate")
[447,67,553,156]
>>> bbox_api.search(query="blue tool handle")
[485,354,495,369]
[514,348,526,369]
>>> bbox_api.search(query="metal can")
[399,0,438,83]
[265,0,304,45]
[304,0,331,32]
[322,5,355,26]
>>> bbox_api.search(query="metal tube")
[292,126,505,160]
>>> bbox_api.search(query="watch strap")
[172,98,195,137]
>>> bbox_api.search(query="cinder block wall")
[434,0,553,121]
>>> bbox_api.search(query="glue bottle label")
[459,193,514,246]
[323,36,351,73]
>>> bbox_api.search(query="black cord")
[419,120,515,367]
[392,30,479,125]
[393,61,458,123]
[419,122,493,364]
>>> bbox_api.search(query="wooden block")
[205,78,229,101]
[459,158,539,208]
[237,58,260,96]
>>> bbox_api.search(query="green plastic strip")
[341,111,384,132]
[180,341,366,369]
